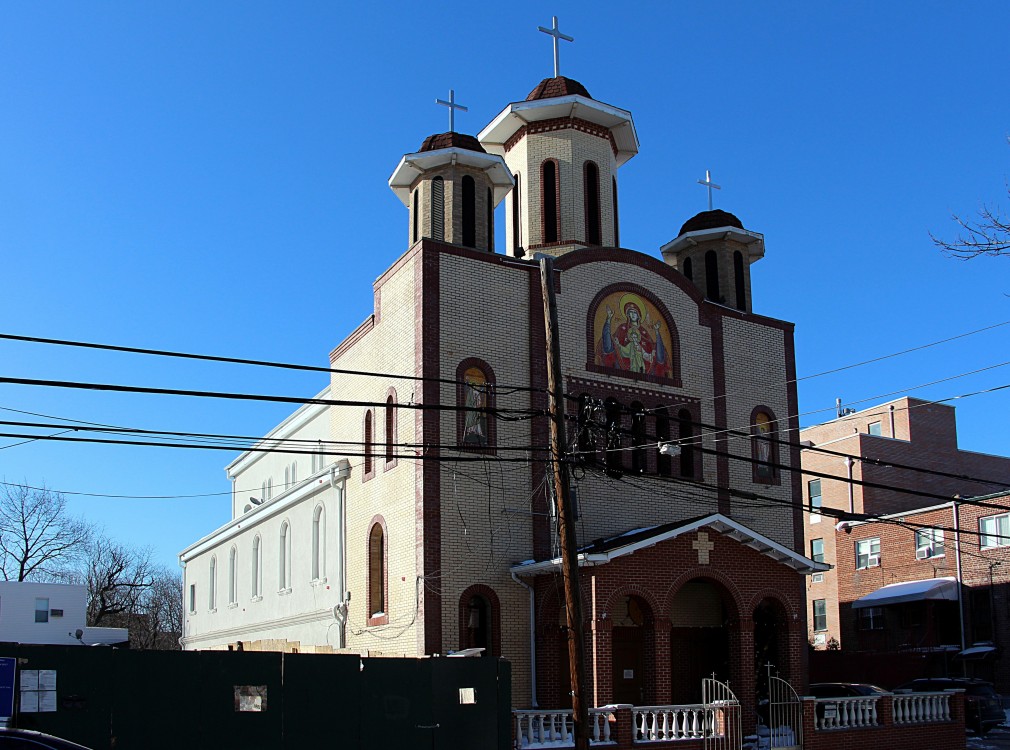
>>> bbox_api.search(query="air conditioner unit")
[866,554,880,568]
[915,547,931,560]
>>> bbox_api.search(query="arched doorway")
[611,595,652,705]
[464,594,491,653]
[670,579,734,704]
[753,597,790,700]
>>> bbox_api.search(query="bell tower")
[389,91,514,252]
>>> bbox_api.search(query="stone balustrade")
[892,691,952,724]
[631,704,712,742]
[812,695,880,730]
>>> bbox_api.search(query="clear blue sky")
[1,2,1008,571]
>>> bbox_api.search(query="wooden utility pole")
[539,256,590,750]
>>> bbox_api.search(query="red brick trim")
[383,387,398,471]
[458,583,502,657]
[362,409,376,483]
[747,588,799,621]
[601,585,661,621]
[455,358,497,453]
[417,246,442,654]
[330,315,375,363]
[584,282,683,387]
[503,116,619,158]
[366,515,388,627]
[750,405,781,486]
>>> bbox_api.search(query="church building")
[179,43,826,721]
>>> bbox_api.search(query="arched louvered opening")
[462,175,476,248]
[683,257,693,281]
[678,409,695,478]
[385,395,395,462]
[734,250,746,310]
[412,188,419,244]
[584,162,601,245]
[631,402,647,474]
[656,407,672,477]
[542,161,559,243]
[364,410,373,475]
[431,176,445,241]
[368,523,386,618]
[512,173,522,256]
[577,394,595,463]
[705,250,720,301]
[604,398,623,476]
[612,176,620,247]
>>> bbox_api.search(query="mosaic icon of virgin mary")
[595,293,669,377]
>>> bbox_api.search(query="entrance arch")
[669,578,738,704]
[753,596,791,699]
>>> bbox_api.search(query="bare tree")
[133,567,183,650]
[931,197,1010,258]
[81,535,156,627]
[0,483,92,581]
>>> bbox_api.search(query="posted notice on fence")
[20,670,57,713]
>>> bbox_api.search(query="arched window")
[542,160,559,243]
[252,535,262,598]
[291,461,297,484]
[431,176,445,241]
[486,187,494,252]
[605,398,623,477]
[279,521,291,590]
[457,360,496,451]
[612,176,620,247]
[705,250,720,301]
[284,466,290,489]
[208,556,217,610]
[363,410,374,478]
[577,394,595,463]
[368,521,387,624]
[734,251,746,310]
[412,188,419,244]
[267,479,273,500]
[584,161,601,246]
[752,408,779,483]
[459,585,501,656]
[678,409,696,478]
[631,401,647,474]
[462,174,476,248]
[228,546,237,605]
[261,480,267,501]
[385,394,395,464]
[656,407,671,477]
[312,505,325,581]
[512,173,522,256]
[683,257,693,281]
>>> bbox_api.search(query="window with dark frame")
[812,599,827,631]
[810,538,824,564]
[542,161,558,243]
[462,175,476,248]
[584,162,600,245]
[368,524,385,618]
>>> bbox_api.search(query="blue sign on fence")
[0,657,16,721]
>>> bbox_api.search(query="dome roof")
[679,209,745,236]
[525,76,592,101]
[418,132,487,154]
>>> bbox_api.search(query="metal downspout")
[954,500,966,653]
[511,571,538,708]
[330,462,351,649]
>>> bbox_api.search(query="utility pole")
[539,256,590,750]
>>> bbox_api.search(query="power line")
[0,332,545,395]
[0,375,544,418]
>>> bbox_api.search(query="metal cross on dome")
[435,89,468,133]
[538,16,574,78]
[697,169,722,211]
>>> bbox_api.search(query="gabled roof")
[510,513,829,576]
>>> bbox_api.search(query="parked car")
[809,682,889,698]
[893,677,1004,736]
[0,728,95,749]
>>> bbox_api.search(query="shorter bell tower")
[661,209,765,313]
[389,132,514,252]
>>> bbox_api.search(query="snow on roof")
[852,577,958,609]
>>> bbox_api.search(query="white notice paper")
[38,671,56,691]
[20,692,39,713]
[20,671,38,692]
[38,691,57,712]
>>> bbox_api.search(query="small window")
[630,402,646,474]
[487,187,494,252]
[35,598,50,623]
[385,395,395,463]
[584,161,601,245]
[188,585,196,614]
[752,410,777,483]
[683,256,693,281]
[279,522,291,591]
[812,599,827,632]
[858,606,885,630]
[512,173,522,256]
[252,535,262,598]
[431,177,445,242]
[733,251,746,310]
[980,513,1010,548]
[412,188,419,244]
[705,250,720,301]
[209,556,218,610]
[868,421,882,436]
[810,538,825,564]
[229,547,238,605]
[811,573,824,584]
[915,529,944,559]
[312,506,325,581]
[364,410,374,475]
[808,479,822,523]
[856,537,881,569]
[368,523,386,619]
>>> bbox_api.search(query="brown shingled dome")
[525,76,592,101]
[418,132,487,154]
[679,209,745,236]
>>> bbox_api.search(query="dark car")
[0,728,95,749]
[809,682,889,698]
[893,677,1004,736]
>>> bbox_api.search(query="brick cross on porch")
[693,532,715,564]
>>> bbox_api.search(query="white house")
[0,581,127,646]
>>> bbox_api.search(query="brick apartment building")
[800,398,1010,651]
[831,491,1010,691]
